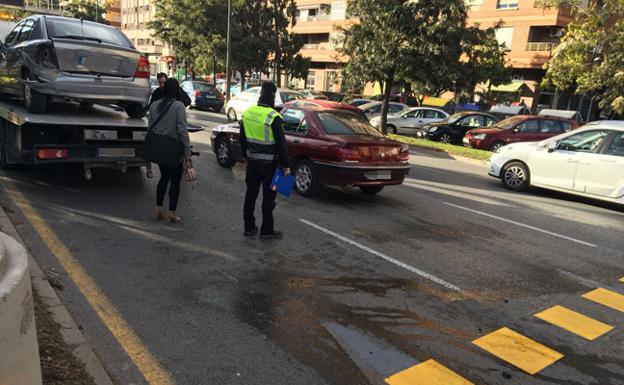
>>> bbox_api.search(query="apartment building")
[293,0,579,106]
[290,0,350,92]
[120,0,172,74]
[106,0,121,28]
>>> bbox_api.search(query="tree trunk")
[380,71,395,136]
[241,70,246,93]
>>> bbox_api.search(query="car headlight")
[428,127,438,133]
[473,134,486,140]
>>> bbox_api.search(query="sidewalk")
[0,203,114,385]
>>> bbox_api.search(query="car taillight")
[399,145,409,161]
[336,147,361,163]
[37,42,59,69]
[195,90,201,97]
[134,55,150,78]
[218,92,224,100]
[37,149,68,160]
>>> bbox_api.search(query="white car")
[489,121,624,205]
[370,107,448,134]
[358,101,409,119]
[225,87,303,122]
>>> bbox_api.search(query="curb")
[0,206,115,385]
[407,145,489,167]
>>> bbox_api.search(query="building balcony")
[525,41,558,51]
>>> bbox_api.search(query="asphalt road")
[1,108,623,385]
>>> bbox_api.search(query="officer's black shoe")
[260,231,283,240]
[244,227,259,237]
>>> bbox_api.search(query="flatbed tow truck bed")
[0,100,150,179]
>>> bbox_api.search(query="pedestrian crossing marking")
[472,327,563,375]
[535,305,613,341]
[384,359,475,385]
[582,288,624,313]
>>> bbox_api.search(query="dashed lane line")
[582,288,624,313]
[385,359,475,385]
[443,202,598,248]
[4,184,176,385]
[534,305,614,341]
[299,218,461,291]
[472,327,564,375]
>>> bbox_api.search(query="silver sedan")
[0,15,150,117]
[370,107,449,134]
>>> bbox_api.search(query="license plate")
[364,170,391,180]
[463,137,470,145]
[84,129,118,140]
[98,148,135,157]
[205,95,216,99]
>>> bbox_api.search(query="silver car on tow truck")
[0,15,150,118]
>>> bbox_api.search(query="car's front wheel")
[360,185,384,195]
[215,137,236,168]
[294,160,320,197]
[227,108,237,122]
[124,103,147,119]
[439,132,452,144]
[501,161,530,191]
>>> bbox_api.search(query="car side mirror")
[546,141,558,153]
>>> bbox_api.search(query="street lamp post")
[225,0,232,103]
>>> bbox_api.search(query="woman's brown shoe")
[168,212,181,224]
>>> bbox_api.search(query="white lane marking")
[299,218,461,291]
[444,202,598,248]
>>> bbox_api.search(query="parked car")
[0,15,151,117]
[488,105,531,120]
[538,109,584,126]
[149,76,159,92]
[424,112,499,144]
[489,121,624,205]
[358,101,409,119]
[463,115,577,152]
[299,89,328,100]
[211,105,411,196]
[225,87,303,122]
[370,107,448,134]
[286,99,367,118]
[180,81,224,111]
[345,98,373,107]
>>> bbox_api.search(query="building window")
[495,27,514,50]
[306,71,316,89]
[497,0,518,9]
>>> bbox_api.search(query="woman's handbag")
[183,157,197,183]
[137,100,184,168]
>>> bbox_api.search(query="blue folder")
[271,169,296,197]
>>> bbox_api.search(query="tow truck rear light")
[134,55,150,79]
[37,149,68,160]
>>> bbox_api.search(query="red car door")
[508,119,541,144]
[281,108,313,162]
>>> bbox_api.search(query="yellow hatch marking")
[6,185,176,385]
[535,305,613,341]
[582,288,624,313]
[473,327,563,375]
[385,359,475,385]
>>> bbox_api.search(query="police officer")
[240,81,290,240]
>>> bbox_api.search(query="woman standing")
[148,78,191,223]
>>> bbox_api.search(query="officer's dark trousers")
[244,162,277,235]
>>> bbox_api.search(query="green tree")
[542,0,624,116]
[64,0,109,24]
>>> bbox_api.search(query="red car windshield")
[317,111,383,137]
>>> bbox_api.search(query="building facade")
[106,0,121,28]
[120,0,173,74]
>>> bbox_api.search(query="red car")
[463,115,578,152]
[285,99,367,118]
[210,105,410,196]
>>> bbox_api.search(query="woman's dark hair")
[158,78,180,112]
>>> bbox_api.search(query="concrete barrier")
[0,232,42,385]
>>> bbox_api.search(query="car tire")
[388,124,397,135]
[490,141,506,153]
[439,132,452,144]
[501,161,530,192]
[124,103,147,119]
[227,108,237,122]
[22,72,47,114]
[294,159,320,197]
[360,185,384,195]
[215,136,236,168]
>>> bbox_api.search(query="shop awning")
[422,96,452,107]
[491,82,529,93]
